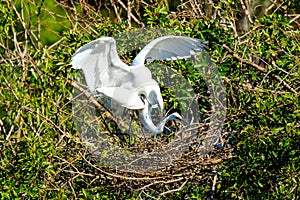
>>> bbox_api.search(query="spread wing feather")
[71,37,131,92]
[131,36,206,66]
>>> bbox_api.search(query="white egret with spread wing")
[71,36,205,134]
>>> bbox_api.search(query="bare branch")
[239,0,253,24]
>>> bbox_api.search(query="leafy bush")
[0,0,299,199]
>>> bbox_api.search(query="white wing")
[71,37,131,92]
[131,36,206,66]
[96,87,145,109]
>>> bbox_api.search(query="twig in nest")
[80,152,167,180]
[136,177,184,192]
[159,179,188,197]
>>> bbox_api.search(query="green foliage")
[218,126,299,199]
[13,0,72,45]
[0,0,299,199]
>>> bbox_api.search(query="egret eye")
[139,94,146,104]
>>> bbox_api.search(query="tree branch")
[223,44,298,94]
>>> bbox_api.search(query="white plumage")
[71,35,205,133]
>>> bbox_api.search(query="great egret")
[71,35,205,134]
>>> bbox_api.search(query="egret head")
[140,83,164,114]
